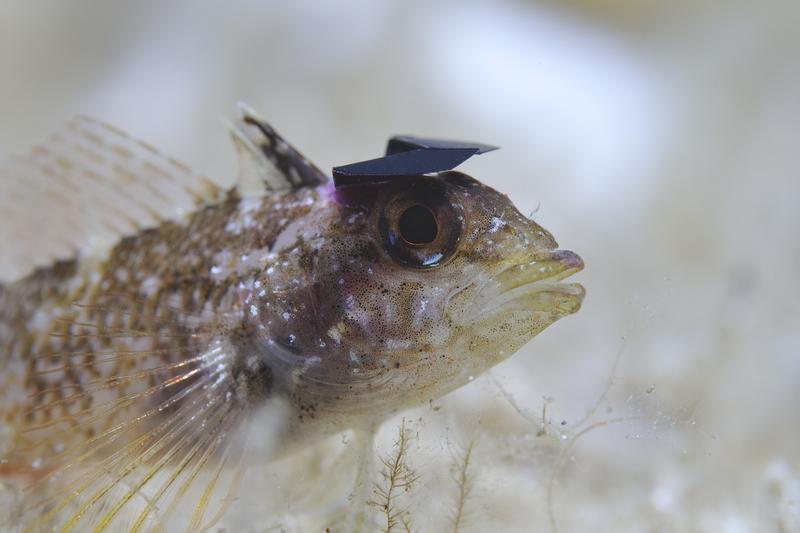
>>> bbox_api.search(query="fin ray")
[0,116,224,282]
[229,102,328,195]
[7,294,255,532]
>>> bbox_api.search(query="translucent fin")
[0,116,225,283]
[4,294,259,532]
[228,102,328,196]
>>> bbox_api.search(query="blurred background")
[1,1,798,531]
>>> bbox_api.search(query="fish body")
[0,107,584,531]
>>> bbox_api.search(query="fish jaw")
[446,248,585,370]
[464,249,584,321]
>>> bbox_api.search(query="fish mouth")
[461,250,585,323]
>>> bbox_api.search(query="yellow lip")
[496,249,583,288]
[464,249,585,322]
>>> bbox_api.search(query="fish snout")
[550,249,584,277]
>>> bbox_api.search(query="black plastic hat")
[332,135,498,187]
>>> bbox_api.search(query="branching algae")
[0,104,584,531]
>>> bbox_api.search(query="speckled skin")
[1,170,584,479]
[0,156,584,533]
[0,105,588,531]
[0,185,313,470]
[242,174,585,432]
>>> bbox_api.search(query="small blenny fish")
[0,104,584,531]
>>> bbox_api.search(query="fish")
[0,104,585,531]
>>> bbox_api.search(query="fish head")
[296,170,585,408]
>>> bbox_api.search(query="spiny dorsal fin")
[0,116,224,283]
[229,103,328,196]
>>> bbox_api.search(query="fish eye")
[380,179,463,269]
[398,204,438,245]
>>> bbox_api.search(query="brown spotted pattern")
[0,167,583,531]
[0,188,316,477]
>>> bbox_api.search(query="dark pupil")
[398,204,438,245]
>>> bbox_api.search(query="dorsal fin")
[228,102,328,196]
[0,116,225,283]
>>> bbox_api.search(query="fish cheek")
[310,273,377,341]
[310,235,451,358]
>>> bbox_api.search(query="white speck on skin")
[489,216,505,233]
[327,324,343,343]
